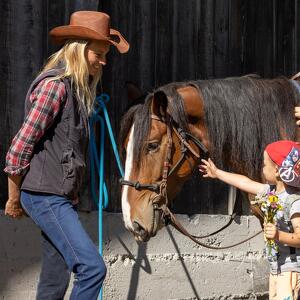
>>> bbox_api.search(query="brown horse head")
[120,85,210,241]
[120,76,299,242]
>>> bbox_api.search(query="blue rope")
[88,93,124,299]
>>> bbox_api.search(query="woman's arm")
[4,79,66,176]
[200,158,265,195]
[4,79,66,218]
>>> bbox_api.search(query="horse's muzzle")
[132,221,150,242]
[131,199,164,242]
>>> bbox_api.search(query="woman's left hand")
[264,223,279,240]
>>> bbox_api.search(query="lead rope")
[165,207,263,250]
[89,93,124,300]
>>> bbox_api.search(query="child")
[200,140,300,300]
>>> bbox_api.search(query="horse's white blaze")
[121,125,134,231]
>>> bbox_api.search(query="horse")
[119,75,300,242]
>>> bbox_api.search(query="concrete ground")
[0,211,269,299]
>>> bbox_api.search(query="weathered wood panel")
[1,0,300,214]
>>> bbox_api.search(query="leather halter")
[120,113,263,248]
[120,113,208,203]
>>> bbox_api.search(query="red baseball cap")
[265,140,300,187]
[265,140,300,166]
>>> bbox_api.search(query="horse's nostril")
[133,221,147,236]
[133,221,144,232]
[132,221,142,232]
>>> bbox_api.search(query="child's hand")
[264,223,279,240]
[199,158,219,179]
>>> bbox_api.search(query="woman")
[4,11,129,299]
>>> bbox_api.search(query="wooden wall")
[1,0,300,214]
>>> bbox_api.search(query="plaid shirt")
[4,78,66,176]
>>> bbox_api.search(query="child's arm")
[200,158,265,195]
[265,214,300,247]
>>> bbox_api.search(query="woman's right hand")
[5,175,25,218]
[5,196,25,218]
[199,158,219,179]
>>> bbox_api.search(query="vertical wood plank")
[213,0,229,78]
[276,0,296,77]
[227,0,244,76]
[242,0,258,74]
[155,0,173,85]
[198,0,215,78]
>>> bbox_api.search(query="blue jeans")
[21,191,107,300]
[37,232,71,300]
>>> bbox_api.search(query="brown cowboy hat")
[49,11,129,53]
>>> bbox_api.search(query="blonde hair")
[42,40,101,114]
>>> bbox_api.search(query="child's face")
[262,151,278,183]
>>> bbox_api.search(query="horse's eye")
[188,115,199,124]
[147,142,160,152]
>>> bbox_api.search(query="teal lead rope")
[89,93,124,300]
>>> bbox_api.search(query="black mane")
[120,75,299,179]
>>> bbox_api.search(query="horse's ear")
[125,81,144,102]
[151,91,168,117]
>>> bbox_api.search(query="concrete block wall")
[0,211,269,299]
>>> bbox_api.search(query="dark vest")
[21,69,89,199]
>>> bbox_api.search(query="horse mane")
[120,75,299,178]
[191,75,299,179]
[119,103,143,163]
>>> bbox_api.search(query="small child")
[200,140,300,300]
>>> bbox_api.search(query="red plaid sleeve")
[4,78,66,176]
